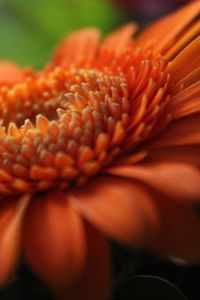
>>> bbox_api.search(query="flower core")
[0,51,170,195]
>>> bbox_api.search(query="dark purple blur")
[113,0,193,22]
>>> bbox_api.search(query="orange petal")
[101,23,137,55]
[23,191,85,292]
[53,28,100,67]
[168,81,200,119]
[164,20,200,61]
[146,145,200,168]
[0,195,30,286]
[70,176,160,247]
[59,221,111,300]
[135,1,200,55]
[171,66,200,95]
[167,37,200,85]
[106,162,200,202]
[150,197,200,261]
[0,61,24,85]
[147,114,200,148]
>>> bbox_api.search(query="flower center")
[0,51,171,196]
[0,67,130,195]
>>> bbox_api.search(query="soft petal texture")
[53,28,100,67]
[167,37,200,85]
[0,61,24,85]
[150,196,200,261]
[164,20,200,61]
[0,195,30,286]
[172,66,200,94]
[106,162,200,202]
[147,114,200,148]
[60,222,111,300]
[23,191,85,292]
[70,176,160,246]
[169,81,200,119]
[101,23,137,55]
[135,1,200,55]
[146,145,200,168]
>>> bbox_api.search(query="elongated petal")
[150,197,200,261]
[70,176,160,246]
[147,114,200,148]
[146,145,200,168]
[53,28,100,67]
[135,1,200,55]
[23,191,85,292]
[0,195,30,286]
[59,222,111,300]
[164,20,200,61]
[171,67,200,94]
[167,37,200,85]
[106,162,200,202]
[169,81,200,119]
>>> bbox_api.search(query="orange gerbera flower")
[0,2,200,299]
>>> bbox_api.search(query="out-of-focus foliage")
[0,0,123,67]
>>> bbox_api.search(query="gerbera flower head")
[0,2,200,300]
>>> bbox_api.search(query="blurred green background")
[0,0,186,69]
[0,0,124,68]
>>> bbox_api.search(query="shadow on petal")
[70,176,160,247]
[22,191,86,293]
[59,221,111,300]
[150,196,200,262]
[0,195,30,287]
